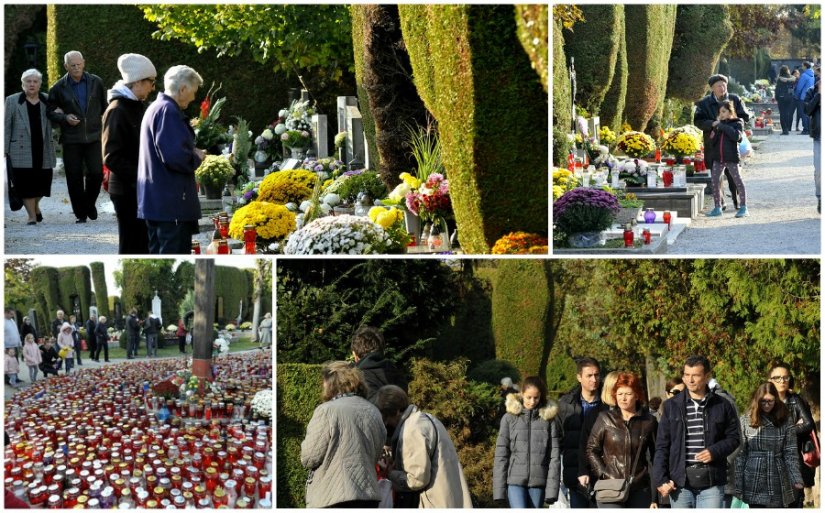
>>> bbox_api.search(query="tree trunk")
[192,260,215,381]
[251,260,266,342]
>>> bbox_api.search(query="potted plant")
[553,188,620,248]
[195,155,236,199]
[614,190,644,225]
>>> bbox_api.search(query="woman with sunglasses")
[735,382,803,508]
[767,361,816,507]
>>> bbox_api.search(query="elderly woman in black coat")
[4,69,56,225]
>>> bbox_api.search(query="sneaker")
[735,206,750,218]
[706,207,723,217]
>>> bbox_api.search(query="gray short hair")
[98,316,107,323]
[63,51,83,65]
[21,68,42,83]
[164,65,203,95]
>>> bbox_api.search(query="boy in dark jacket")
[707,100,748,218]
[351,326,407,401]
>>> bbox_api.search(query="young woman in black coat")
[707,100,748,219]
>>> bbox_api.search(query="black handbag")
[685,464,713,489]
[594,434,646,504]
[6,153,23,212]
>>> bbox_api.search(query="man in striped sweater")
[652,355,741,508]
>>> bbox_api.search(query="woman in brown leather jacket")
[585,372,658,508]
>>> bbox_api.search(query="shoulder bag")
[593,434,646,504]
[803,429,820,468]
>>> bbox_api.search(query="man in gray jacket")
[47,50,107,223]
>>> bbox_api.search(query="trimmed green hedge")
[552,19,573,133]
[399,5,548,253]
[90,262,110,319]
[563,5,623,116]
[667,6,733,102]
[30,267,59,334]
[491,260,551,379]
[623,5,677,130]
[600,8,628,134]
[515,5,548,93]
[213,266,250,325]
[349,6,380,170]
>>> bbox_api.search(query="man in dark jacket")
[47,51,107,223]
[694,74,750,210]
[143,314,160,358]
[137,64,205,254]
[351,325,407,401]
[39,339,60,377]
[103,53,157,254]
[556,357,607,508]
[652,355,740,509]
[50,310,66,338]
[126,309,142,359]
[803,66,821,213]
[85,315,98,362]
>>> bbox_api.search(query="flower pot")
[568,231,606,248]
[614,206,641,226]
[203,183,223,200]
[404,210,421,245]
[290,147,305,159]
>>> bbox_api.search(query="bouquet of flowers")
[619,158,648,186]
[251,390,272,419]
[254,122,281,163]
[334,131,347,149]
[616,131,656,159]
[301,157,345,181]
[195,155,235,190]
[491,232,549,254]
[553,188,619,236]
[662,126,702,159]
[152,378,180,400]
[258,169,318,204]
[368,206,411,251]
[405,173,451,223]
[192,83,231,150]
[281,130,311,150]
[213,337,230,354]
[273,99,314,149]
[552,168,578,200]
[228,201,296,242]
[284,214,392,254]
[237,181,259,206]
[599,126,617,149]
[382,172,421,206]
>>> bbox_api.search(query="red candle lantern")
[623,225,634,248]
[243,225,257,254]
[663,211,672,229]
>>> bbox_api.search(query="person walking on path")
[126,309,141,359]
[4,308,22,382]
[776,65,798,136]
[102,53,157,254]
[85,314,97,361]
[803,65,821,213]
[22,334,41,383]
[794,62,815,136]
[695,74,750,212]
[258,313,272,350]
[137,65,205,254]
[705,100,748,218]
[93,316,110,362]
[50,310,66,338]
[734,382,804,508]
[5,349,20,389]
[69,314,82,366]
[47,51,107,224]
[176,318,187,354]
[4,68,57,225]
[56,322,75,374]
[143,313,159,358]
[493,376,561,508]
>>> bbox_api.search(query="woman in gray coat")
[300,361,386,508]
[735,382,803,508]
[4,68,56,225]
[493,376,561,507]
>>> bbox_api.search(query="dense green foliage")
[90,262,110,319]
[349,6,379,171]
[213,267,252,325]
[562,5,623,116]
[277,260,460,365]
[467,359,522,387]
[623,5,677,130]
[399,5,548,253]
[515,5,549,92]
[667,6,733,102]
[552,19,572,133]
[4,259,35,317]
[599,10,628,134]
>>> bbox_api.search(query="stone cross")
[152,291,162,323]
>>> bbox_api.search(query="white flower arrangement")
[284,214,392,255]
[251,390,272,419]
[213,337,230,354]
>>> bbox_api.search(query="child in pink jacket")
[22,334,42,383]
[5,348,20,388]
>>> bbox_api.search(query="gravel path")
[668,131,820,255]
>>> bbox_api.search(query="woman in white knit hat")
[102,53,156,254]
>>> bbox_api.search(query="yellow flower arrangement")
[368,206,404,229]
[599,126,617,146]
[491,232,549,254]
[616,131,656,159]
[399,172,421,189]
[257,169,318,204]
[228,201,296,241]
[552,168,578,200]
[621,122,633,133]
[661,126,701,158]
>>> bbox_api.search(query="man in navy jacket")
[795,62,816,135]
[137,65,205,254]
[652,355,740,509]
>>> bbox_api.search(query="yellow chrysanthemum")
[368,206,404,229]
[228,201,296,241]
[399,172,421,189]
[491,232,549,254]
[258,170,318,204]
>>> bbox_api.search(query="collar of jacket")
[505,392,559,421]
[17,92,48,105]
[606,403,650,423]
[679,386,717,408]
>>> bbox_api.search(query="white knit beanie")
[117,53,156,84]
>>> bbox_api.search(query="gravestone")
[89,306,98,321]
[152,291,162,323]
[311,114,329,158]
[27,309,39,337]
[114,302,123,330]
[346,106,366,169]
[337,96,358,162]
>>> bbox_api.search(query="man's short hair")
[803,61,812,69]
[684,355,712,374]
[708,74,728,87]
[56,310,64,317]
[373,385,409,418]
[576,356,601,375]
[5,307,15,315]
[63,51,83,65]
[351,326,385,359]
[164,65,203,95]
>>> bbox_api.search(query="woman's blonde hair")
[321,361,367,401]
[601,371,619,406]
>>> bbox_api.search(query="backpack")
[776,80,795,101]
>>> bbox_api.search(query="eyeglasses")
[667,389,681,396]
[760,399,776,405]
[769,376,791,383]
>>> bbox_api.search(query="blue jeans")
[146,220,197,254]
[568,487,594,508]
[797,99,810,131]
[146,334,158,357]
[508,485,544,508]
[63,357,74,374]
[670,485,725,508]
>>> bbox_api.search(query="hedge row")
[599,9,628,134]
[349,6,379,170]
[552,19,573,133]
[515,5,549,93]
[399,5,548,253]
[90,262,110,319]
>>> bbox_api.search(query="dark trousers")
[146,220,197,254]
[723,167,739,208]
[62,141,103,221]
[178,335,186,353]
[93,339,109,361]
[797,99,811,132]
[128,335,139,358]
[73,339,82,365]
[597,487,652,508]
[779,98,796,133]
[87,338,97,360]
[111,192,149,254]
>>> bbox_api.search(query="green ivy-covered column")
[90,262,111,319]
[515,5,548,92]
[596,7,628,133]
[399,5,548,253]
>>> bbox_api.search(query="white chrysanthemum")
[284,214,391,255]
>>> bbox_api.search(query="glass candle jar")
[213,487,228,507]
[243,476,256,497]
[243,225,257,254]
[47,494,63,508]
[217,240,229,255]
[191,241,201,255]
[205,468,218,493]
[64,486,81,508]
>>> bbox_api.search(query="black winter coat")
[694,93,750,167]
[557,385,608,488]
[804,83,820,141]
[46,72,107,144]
[94,321,110,344]
[784,392,817,486]
[708,118,744,164]
[651,388,741,489]
[356,352,408,401]
[102,95,147,196]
